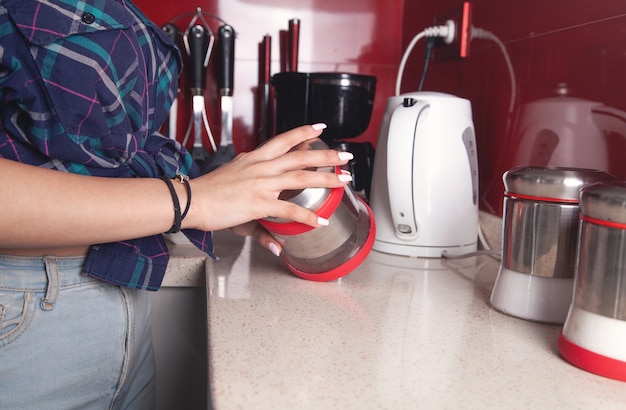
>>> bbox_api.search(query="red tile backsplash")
[134,0,402,155]
[135,0,626,216]
[403,0,626,215]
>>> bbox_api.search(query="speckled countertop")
[204,229,626,409]
[162,233,208,287]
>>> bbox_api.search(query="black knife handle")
[188,24,208,90]
[218,25,235,96]
[162,23,181,49]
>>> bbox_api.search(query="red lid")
[259,167,344,236]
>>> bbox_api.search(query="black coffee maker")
[272,72,377,199]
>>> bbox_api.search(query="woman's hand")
[182,124,353,235]
[0,124,352,252]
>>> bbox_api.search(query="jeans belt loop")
[41,255,60,311]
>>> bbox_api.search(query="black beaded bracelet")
[160,176,182,234]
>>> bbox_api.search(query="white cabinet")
[151,287,208,410]
[151,242,210,409]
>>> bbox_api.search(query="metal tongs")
[182,8,217,168]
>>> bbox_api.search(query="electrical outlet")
[433,1,473,61]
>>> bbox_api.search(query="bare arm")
[1,158,185,248]
[0,125,351,252]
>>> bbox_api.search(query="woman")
[0,0,353,408]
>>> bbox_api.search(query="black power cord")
[418,36,437,91]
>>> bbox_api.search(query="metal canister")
[559,182,626,381]
[259,139,376,281]
[490,166,616,323]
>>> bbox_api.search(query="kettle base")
[372,239,476,258]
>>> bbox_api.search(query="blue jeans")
[0,255,156,409]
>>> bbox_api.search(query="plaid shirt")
[0,0,214,290]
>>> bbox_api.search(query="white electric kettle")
[369,92,479,257]
[511,93,626,170]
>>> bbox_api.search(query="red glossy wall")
[402,0,626,215]
[136,0,626,216]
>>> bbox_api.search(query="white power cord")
[395,20,455,96]
[442,248,501,260]
[441,221,501,261]
[471,27,517,114]
[395,23,517,114]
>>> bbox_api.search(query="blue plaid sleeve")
[0,0,214,290]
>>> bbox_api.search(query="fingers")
[256,139,355,176]
[273,148,353,174]
[265,168,352,193]
[254,124,328,160]
[264,197,332,228]
[229,221,284,256]
[231,122,355,181]
[254,229,283,256]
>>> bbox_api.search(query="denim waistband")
[0,254,97,291]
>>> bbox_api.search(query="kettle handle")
[592,106,626,137]
[387,98,429,240]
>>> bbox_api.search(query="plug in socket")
[433,1,472,61]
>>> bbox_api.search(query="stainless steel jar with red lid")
[559,181,626,382]
[259,138,376,282]
[490,166,616,323]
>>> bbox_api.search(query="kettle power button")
[397,224,413,234]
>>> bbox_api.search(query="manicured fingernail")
[312,123,327,131]
[338,173,353,182]
[317,216,330,226]
[338,151,354,161]
[268,242,281,256]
